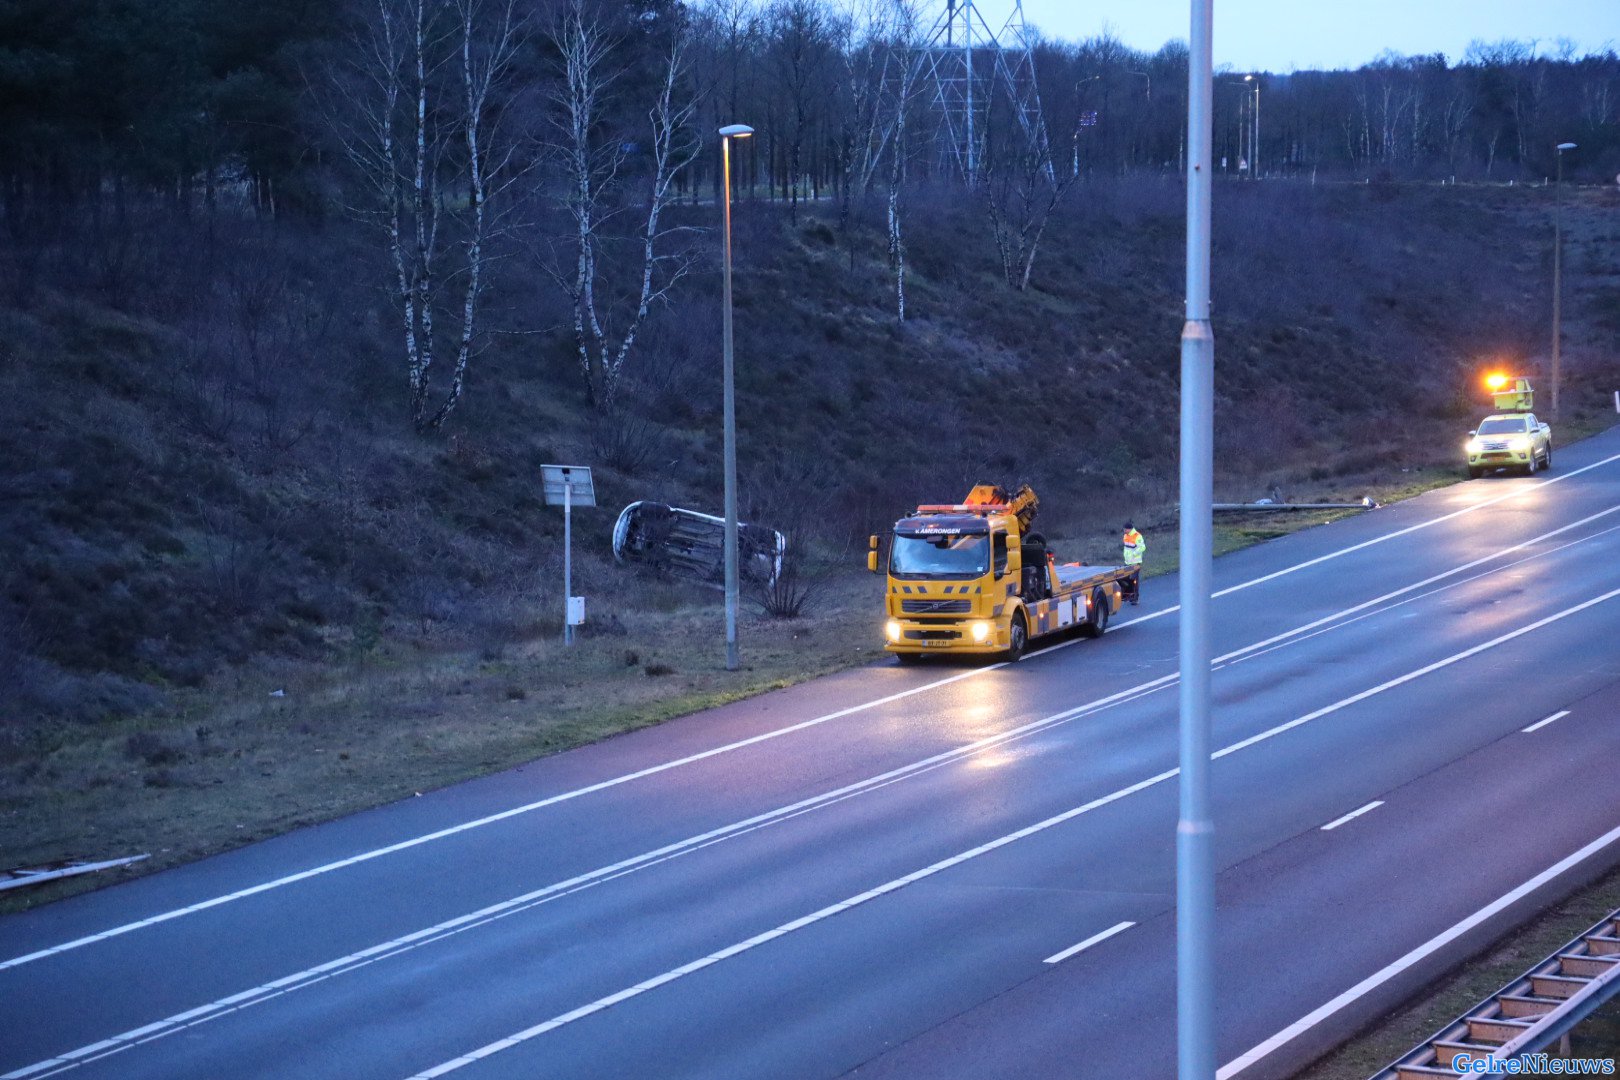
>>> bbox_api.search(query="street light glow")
[1557,142,1577,151]
[719,124,754,138]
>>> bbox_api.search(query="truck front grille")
[901,599,970,615]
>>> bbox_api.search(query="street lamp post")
[1243,74,1260,177]
[1553,141,1577,418]
[719,123,753,672]
[1180,3,1216,1079]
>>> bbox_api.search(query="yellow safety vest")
[1123,530,1145,565]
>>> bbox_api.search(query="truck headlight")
[885,619,902,643]
[970,620,991,642]
[1465,438,1482,453]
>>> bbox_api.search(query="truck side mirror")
[1468,430,1477,437]
[866,535,879,574]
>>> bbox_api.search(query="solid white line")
[1320,801,1384,831]
[1043,921,1136,964]
[1216,819,1620,1079]
[1212,587,1620,761]
[1522,710,1571,733]
[0,663,1002,973]
[1117,450,1620,628]
[25,582,1620,1080]
[7,468,1617,975]
[399,587,1620,1080]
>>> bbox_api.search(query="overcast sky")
[1017,0,1620,72]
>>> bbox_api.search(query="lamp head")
[1556,142,1577,152]
[1243,74,1255,82]
[719,124,754,139]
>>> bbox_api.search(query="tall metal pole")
[721,133,741,671]
[1178,2,1216,1078]
[563,480,574,646]
[1244,79,1257,178]
[1552,148,1565,418]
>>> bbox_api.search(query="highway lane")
[3,426,1620,1080]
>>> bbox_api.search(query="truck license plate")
[923,639,948,647]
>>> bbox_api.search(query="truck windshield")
[1477,417,1530,434]
[890,532,989,579]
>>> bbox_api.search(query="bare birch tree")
[546,0,703,412]
[329,0,523,434]
[882,0,922,321]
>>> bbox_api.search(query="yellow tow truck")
[1465,374,1553,478]
[867,484,1133,662]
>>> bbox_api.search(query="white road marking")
[1522,710,1570,733]
[1116,450,1620,628]
[1320,801,1384,831]
[5,498,1618,1001]
[1216,819,1620,1079]
[21,583,1620,1080]
[1214,587,1620,760]
[391,587,1620,1080]
[1043,921,1136,964]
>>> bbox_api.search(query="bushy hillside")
[0,179,1616,734]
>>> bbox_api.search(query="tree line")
[1,0,1615,433]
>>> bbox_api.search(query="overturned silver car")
[611,502,786,586]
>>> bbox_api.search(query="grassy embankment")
[2,180,1618,910]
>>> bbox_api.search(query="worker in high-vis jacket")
[1122,521,1145,605]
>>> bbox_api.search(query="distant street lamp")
[1553,141,1577,418]
[1243,74,1260,177]
[718,123,753,672]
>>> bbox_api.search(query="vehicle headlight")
[1466,438,1483,453]
[970,620,991,642]
[885,619,902,643]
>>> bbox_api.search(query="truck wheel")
[1542,446,1553,471]
[1467,466,1483,480]
[1525,454,1538,475]
[894,652,922,665]
[1004,612,1028,662]
[1080,589,1110,638]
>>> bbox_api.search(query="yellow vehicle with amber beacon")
[867,484,1134,662]
[1466,374,1552,478]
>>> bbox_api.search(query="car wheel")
[1080,589,1110,638]
[1525,454,1538,475]
[1004,612,1028,662]
[1542,446,1552,471]
[1467,466,1483,479]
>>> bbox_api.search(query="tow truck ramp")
[1373,905,1620,1077]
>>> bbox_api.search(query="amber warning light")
[1485,373,1509,391]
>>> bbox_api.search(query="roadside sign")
[542,465,595,644]
[541,464,596,507]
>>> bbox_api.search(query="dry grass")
[0,575,885,911]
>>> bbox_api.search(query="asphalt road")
[6,428,1620,1080]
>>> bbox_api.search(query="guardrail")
[1372,905,1620,1078]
